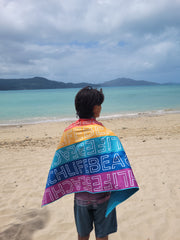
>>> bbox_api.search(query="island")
[0,77,160,91]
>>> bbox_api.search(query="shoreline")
[0,108,180,127]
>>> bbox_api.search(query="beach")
[0,113,179,240]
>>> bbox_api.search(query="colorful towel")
[42,119,139,217]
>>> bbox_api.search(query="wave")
[101,109,180,119]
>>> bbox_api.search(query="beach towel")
[42,119,139,217]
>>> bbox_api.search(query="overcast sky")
[0,0,180,83]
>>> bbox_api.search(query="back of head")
[75,86,104,119]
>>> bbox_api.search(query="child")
[42,86,139,240]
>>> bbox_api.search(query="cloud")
[0,0,180,83]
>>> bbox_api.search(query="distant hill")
[101,78,159,87]
[0,77,98,90]
[0,76,161,91]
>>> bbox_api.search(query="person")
[73,86,117,240]
[42,86,139,240]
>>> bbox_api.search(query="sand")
[0,113,180,240]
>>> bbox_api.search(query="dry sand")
[0,113,180,240]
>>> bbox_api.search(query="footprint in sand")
[0,208,49,240]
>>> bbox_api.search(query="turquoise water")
[0,85,180,125]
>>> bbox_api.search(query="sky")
[0,0,180,84]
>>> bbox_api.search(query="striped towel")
[42,119,139,217]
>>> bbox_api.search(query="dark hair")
[75,86,104,118]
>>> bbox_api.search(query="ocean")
[0,85,180,125]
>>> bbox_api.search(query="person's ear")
[93,105,101,118]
